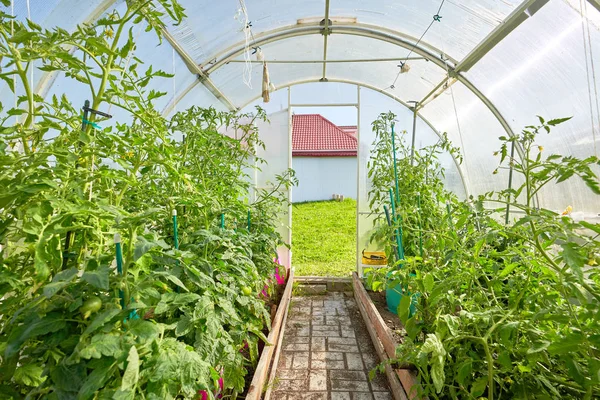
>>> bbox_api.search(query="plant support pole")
[114,233,125,309]
[505,140,515,224]
[383,205,400,261]
[247,210,251,231]
[389,189,404,261]
[172,209,179,250]
[220,213,225,229]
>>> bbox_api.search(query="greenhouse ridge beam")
[227,57,426,64]
[161,29,237,111]
[236,78,471,199]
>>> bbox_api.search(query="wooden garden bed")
[352,272,423,400]
[245,268,295,400]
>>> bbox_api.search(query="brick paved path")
[271,292,392,400]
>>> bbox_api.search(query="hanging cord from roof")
[26,0,33,128]
[579,0,599,158]
[172,48,177,113]
[441,52,468,176]
[236,0,254,88]
[387,0,446,90]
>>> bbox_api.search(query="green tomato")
[242,286,252,296]
[80,296,102,319]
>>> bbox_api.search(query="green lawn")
[292,199,356,277]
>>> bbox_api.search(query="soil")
[367,290,405,344]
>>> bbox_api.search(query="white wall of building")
[292,157,357,203]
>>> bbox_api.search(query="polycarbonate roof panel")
[419,81,514,198]
[330,0,522,60]
[164,0,522,66]
[465,0,600,214]
[326,34,448,102]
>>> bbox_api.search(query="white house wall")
[292,157,357,203]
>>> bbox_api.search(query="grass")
[292,199,356,277]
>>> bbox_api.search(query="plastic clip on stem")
[114,233,125,309]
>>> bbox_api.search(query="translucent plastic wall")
[255,110,292,268]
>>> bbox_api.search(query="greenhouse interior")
[1,0,600,398]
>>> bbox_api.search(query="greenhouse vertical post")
[410,102,418,166]
[356,85,362,276]
[287,87,293,268]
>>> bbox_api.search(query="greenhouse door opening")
[290,105,358,277]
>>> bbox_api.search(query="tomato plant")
[0,1,295,398]
[366,113,600,399]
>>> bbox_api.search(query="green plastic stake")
[383,205,400,261]
[247,210,251,231]
[446,201,454,230]
[114,233,125,309]
[389,188,404,261]
[220,213,225,229]
[416,192,424,259]
[172,209,179,250]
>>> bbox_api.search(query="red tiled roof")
[292,114,357,157]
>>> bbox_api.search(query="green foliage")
[0,2,294,398]
[292,199,356,277]
[366,113,600,399]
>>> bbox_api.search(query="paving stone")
[331,380,371,392]
[309,370,327,390]
[331,392,351,400]
[287,392,328,400]
[341,329,356,338]
[288,326,311,337]
[278,353,294,369]
[311,359,346,370]
[312,330,341,337]
[373,393,393,400]
[330,371,368,381]
[328,343,359,352]
[284,343,310,352]
[278,370,310,380]
[329,337,357,345]
[345,353,364,370]
[324,300,345,308]
[271,392,287,400]
[311,300,324,307]
[311,316,325,324]
[275,379,308,391]
[312,352,344,361]
[292,353,309,369]
[353,393,374,400]
[311,337,326,351]
[284,336,310,345]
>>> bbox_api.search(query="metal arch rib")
[234,78,472,200]
[193,22,530,168]
[589,0,600,13]
[190,22,518,148]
